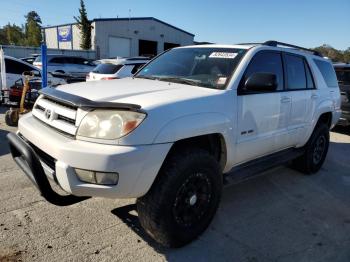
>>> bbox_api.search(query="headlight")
[77,110,146,140]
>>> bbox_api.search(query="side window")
[304,61,315,89]
[131,63,145,74]
[5,58,17,74]
[241,51,284,92]
[284,54,306,90]
[313,59,338,88]
[65,57,75,64]
[50,57,65,64]
[5,59,35,74]
[73,57,86,65]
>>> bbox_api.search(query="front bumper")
[7,133,88,206]
[8,114,172,203]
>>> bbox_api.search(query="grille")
[32,96,78,136]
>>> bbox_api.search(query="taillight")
[101,77,119,80]
[86,74,90,80]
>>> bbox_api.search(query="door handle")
[311,94,319,100]
[281,96,291,103]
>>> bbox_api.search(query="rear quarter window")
[313,59,338,88]
[92,64,123,74]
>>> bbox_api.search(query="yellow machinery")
[5,72,35,126]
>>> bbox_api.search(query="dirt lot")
[1,107,350,262]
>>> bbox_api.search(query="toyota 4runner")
[7,41,341,247]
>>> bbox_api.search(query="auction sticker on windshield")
[209,52,238,59]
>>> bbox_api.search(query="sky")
[0,0,349,50]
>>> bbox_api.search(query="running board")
[223,148,305,186]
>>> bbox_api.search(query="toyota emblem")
[45,109,52,119]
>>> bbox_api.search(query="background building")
[43,17,194,59]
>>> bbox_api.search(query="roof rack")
[263,40,322,57]
[236,43,262,45]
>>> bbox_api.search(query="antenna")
[128,9,131,32]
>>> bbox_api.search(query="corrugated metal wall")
[2,45,96,59]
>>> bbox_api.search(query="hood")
[56,77,221,110]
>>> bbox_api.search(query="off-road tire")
[5,110,19,127]
[292,123,330,174]
[136,148,222,248]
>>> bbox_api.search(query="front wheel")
[137,148,222,247]
[292,123,330,174]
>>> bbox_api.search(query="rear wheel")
[292,123,329,174]
[137,148,222,247]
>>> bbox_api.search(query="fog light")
[95,172,119,185]
[75,169,95,184]
[75,169,119,185]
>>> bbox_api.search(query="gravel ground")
[1,107,350,262]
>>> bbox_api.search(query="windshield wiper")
[157,76,202,86]
[134,75,158,80]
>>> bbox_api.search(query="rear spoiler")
[39,88,142,111]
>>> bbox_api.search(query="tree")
[74,0,92,50]
[4,23,25,45]
[25,11,42,25]
[24,11,42,46]
[313,44,348,62]
[0,28,9,45]
[344,48,350,63]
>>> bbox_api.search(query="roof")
[333,63,350,68]
[179,44,255,49]
[98,57,150,65]
[182,41,324,58]
[43,17,194,37]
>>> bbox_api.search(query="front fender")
[153,112,232,144]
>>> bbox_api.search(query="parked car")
[334,63,350,126]
[20,54,40,64]
[86,57,150,81]
[7,41,341,248]
[33,54,96,79]
[0,56,66,105]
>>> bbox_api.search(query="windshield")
[135,47,246,89]
[336,68,350,85]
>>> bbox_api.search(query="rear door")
[48,57,67,74]
[235,51,291,164]
[282,53,316,144]
[65,57,81,76]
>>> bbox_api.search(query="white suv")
[86,57,150,81]
[33,55,96,79]
[8,41,341,248]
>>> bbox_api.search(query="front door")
[235,51,291,164]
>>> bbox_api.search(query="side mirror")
[244,72,278,92]
[50,71,66,77]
